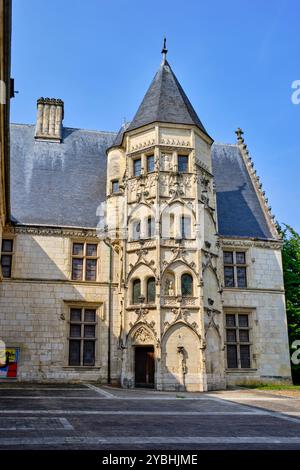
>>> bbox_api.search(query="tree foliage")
[280,224,300,383]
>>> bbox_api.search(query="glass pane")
[147,278,156,303]
[84,309,96,322]
[112,180,119,193]
[239,330,249,342]
[169,213,175,238]
[147,155,154,172]
[181,274,193,296]
[70,324,81,337]
[236,252,246,264]
[1,255,12,278]
[2,239,13,252]
[70,308,81,322]
[84,324,95,338]
[83,341,95,366]
[133,221,141,240]
[238,314,249,327]
[226,329,236,342]
[240,345,251,368]
[223,251,233,264]
[72,258,83,280]
[86,259,97,281]
[224,266,234,287]
[237,267,247,287]
[226,314,236,327]
[132,279,141,304]
[72,243,84,256]
[86,244,97,257]
[133,159,141,176]
[148,217,155,238]
[227,345,238,368]
[69,340,80,366]
[178,155,188,172]
[181,216,191,238]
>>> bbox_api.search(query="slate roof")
[127,60,210,136]
[212,143,273,239]
[10,124,116,228]
[10,125,273,239]
[109,121,130,149]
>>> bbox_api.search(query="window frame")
[71,241,99,282]
[133,157,142,177]
[1,237,14,279]
[132,278,141,304]
[132,220,141,241]
[177,154,189,173]
[225,312,252,369]
[68,306,98,367]
[181,273,193,297]
[223,250,247,288]
[147,216,155,239]
[146,154,155,173]
[111,179,120,194]
[146,277,156,304]
[180,215,192,239]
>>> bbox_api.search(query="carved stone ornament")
[134,327,153,344]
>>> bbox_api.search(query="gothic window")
[111,179,119,193]
[169,213,175,238]
[71,242,98,281]
[147,155,155,173]
[147,277,156,303]
[132,220,141,240]
[133,158,141,176]
[1,239,13,278]
[225,313,251,368]
[147,216,155,238]
[223,251,247,288]
[132,279,141,304]
[69,307,97,366]
[181,273,193,296]
[181,215,191,239]
[178,155,189,172]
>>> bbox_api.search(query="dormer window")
[133,158,141,176]
[178,155,189,173]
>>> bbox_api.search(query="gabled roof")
[212,143,274,239]
[10,124,116,228]
[127,60,210,136]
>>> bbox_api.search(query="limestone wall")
[222,244,291,385]
[0,231,122,382]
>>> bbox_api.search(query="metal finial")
[161,36,168,63]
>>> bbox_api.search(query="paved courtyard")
[0,384,300,450]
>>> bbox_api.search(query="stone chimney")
[35,97,64,142]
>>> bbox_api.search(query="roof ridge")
[11,122,117,135]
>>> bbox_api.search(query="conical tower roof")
[127,56,209,136]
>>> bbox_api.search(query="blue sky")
[11,0,300,232]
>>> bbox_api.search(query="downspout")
[104,239,113,384]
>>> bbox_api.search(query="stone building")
[0,45,292,390]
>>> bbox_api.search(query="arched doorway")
[135,346,155,388]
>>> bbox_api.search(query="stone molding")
[4,224,99,239]
[220,236,283,250]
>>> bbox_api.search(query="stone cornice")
[220,236,283,250]
[4,224,99,239]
